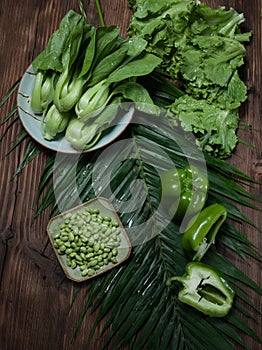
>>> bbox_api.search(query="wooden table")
[0,1,261,349]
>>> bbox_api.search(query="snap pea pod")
[52,206,122,277]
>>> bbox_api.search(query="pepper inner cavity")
[197,283,227,305]
[203,214,227,245]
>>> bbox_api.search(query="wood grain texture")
[0,1,261,349]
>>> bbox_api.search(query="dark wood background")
[0,1,261,349]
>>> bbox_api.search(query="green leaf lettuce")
[167,95,239,158]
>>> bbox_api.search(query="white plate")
[17,65,134,154]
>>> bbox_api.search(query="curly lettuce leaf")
[171,35,248,102]
[128,0,251,158]
[127,0,196,68]
[167,95,239,158]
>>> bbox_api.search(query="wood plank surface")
[0,1,261,349]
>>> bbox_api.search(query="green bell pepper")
[182,203,227,261]
[166,262,235,317]
[160,165,209,222]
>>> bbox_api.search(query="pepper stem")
[166,276,183,286]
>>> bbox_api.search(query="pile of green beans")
[52,206,122,277]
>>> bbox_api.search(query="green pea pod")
[166,262,235,317]
[160,165,209,222]
[182,203,227,261]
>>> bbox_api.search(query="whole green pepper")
[166,262,235,317]
[182,203,227,261]
[160,165,209,222]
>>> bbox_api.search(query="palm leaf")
[35,112,260,349]
[1,106,18,125]
[12,138,43,177]
[0,107,19,142]
[6,128,24,148]
[5,103,258,348]
[1,2,260,348]
[2,100,261,350]
[0,78,21,109]
[36,156,56,205]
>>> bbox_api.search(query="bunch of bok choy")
[31,10,162,149]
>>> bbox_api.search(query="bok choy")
[30,10,162,149]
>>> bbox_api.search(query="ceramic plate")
[47,197,132,282]
[17,65,134,153]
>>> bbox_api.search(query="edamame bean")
[89,259,98,267]
[52,205,122,276]
[112,248,118,256]
[81,269,89,276]
[68,232,74,241]
[71,260,77,269]
[87,269,95,276]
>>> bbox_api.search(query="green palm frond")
[32,112,261,349]
[1,2,261,348]
[3,99,260,348]
[1,106,18,126]
[12,138,43,177]
[0,107,19,142]
[6,129,29,155]
[0,78,21,109]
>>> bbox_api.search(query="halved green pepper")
[182,203,227,261]
[166,262,235,317]
[160,165,209,222]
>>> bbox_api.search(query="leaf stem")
[77,0,87,19]
[95,0,105,26]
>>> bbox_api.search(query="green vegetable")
[33,13,122,114]
[106,52,162,83]
[167,94,240,158]
[32,10,91,112]
[128,1,251,100]
[41,104,71,140]
[90,25,121,68]
[52,206,122,277]
[75,54,162,120]
[160,165,209,222]
[52,22,96,112]
[32,10,88,73]
[30,9,162,147]
[128,0,251,158]
[166,262,235,317]
[67,100,124,150]
[111,81,160,115]
[182,203,227,261]
[75,79,111,120]
[89,45,128,86]
[31,70,56,114]
[65,118,102,150]
[128,0,196,67]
